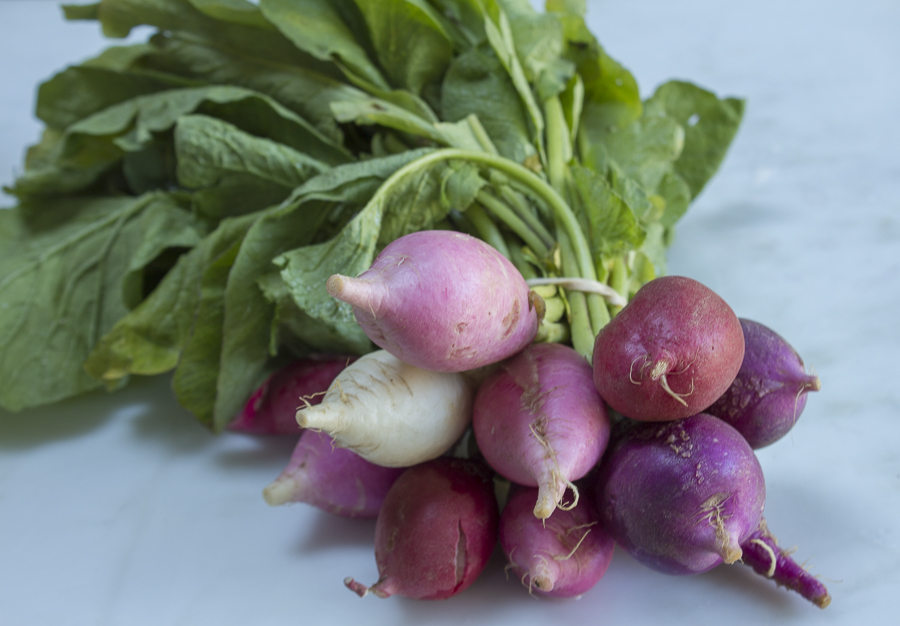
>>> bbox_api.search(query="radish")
[592,276,745,421]
[472,342,610,519]
[295,350,473,467]
[593,413,765,575]
[706,319,821,448]
[262,430,405,518]
[344,458,499,600]
[326,230,543,373]
[739,518,831,608]
[500,484,615,598]
[228,357,352,435]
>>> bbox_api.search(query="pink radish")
[229,357,351,435]
[500,484,615,598]
[326,230,543,372]
[262,430,405,518]
[706,319,821,448]
[473,342,610,519]
[592,276,745,421]
[344,458,499,600]
[593,413,765,575]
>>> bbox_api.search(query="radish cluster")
[247,231,827,608]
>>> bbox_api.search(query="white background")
[1,1,898,624]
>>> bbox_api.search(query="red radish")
[473,343,610,519]
[593,413,765,575]
[344,458,499,600]
[592,276,744,421]
[229,357,351,435]
[739,518,831,608]
[262,430,405,518]
[706,319,821,448]
[500,484,615,598]
[326,230,543,372]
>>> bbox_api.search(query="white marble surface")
[1,1,898,624]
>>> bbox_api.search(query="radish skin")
[500,484,614,598]
[327,230,542,372]
[473,343,610,519]
[262,430,405,518]
[295,350,474,467]
[344,458,499,600]
[592,276,744,421]
[593,414,765,575]
[228,357,351,435]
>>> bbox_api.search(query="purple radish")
[739,518,831,608]
[592,275,745,421]
[706,319,821,448]
[262,430,405,518]
[229,356,352,435]
[593,413,765,575]
[326,230,543,373]
[500,484,615,598]
[472,343,610,519]
[344,458,499,600]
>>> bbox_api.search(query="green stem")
[556,224,593,358]
[465,203,511,259]
[609,256,629,317]
[477,190,550,259]
[377,148,596,282]
[497,185,555,249]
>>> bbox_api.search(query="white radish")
[295,350,474,467]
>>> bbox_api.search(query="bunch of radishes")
[237,230,828,607]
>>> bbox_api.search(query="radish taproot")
[593,413,765,575]
[739,518,831,608]
[295,350,473,467]
[344,458,499,600]
[500,484,615,598]
[262,430,405,518]
[592,276,744,421]
[326,230,543,373]
[473,343,610,519]
[229,357,351,435]
[706,319,821,448]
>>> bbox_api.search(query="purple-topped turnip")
[592,276,745,421]
[593,413,765,575]
[326,230,543,372]
[473,342,610,519]
[706,319,821,448]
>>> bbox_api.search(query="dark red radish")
[592,276,744,421]
[739,518,831,608]
[500,484,615,598]
[326,230,543,373]
[228,356,351,435]
[706,319,821,448]
[344,458,499,600]
[262,430,405,518]
[472,343,610,519]
[593,414,765,575]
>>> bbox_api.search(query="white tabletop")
[2,1,898,624]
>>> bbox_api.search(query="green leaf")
[84,212,253,383]
[644,80,745,198]
[442,46,536,164]
[186,0,271,29]
[12,85,351,200]
[0,193,205,412]
[174,114,329,218]
[351,0,454,96]
[570,164,646,263]
[259,0,391,91]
